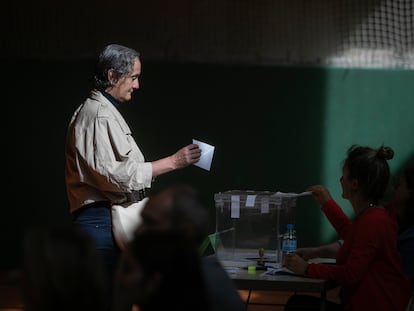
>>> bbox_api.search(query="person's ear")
[107,69,117,85]
[351,179,359,191]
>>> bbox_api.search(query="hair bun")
[377,146,394,160]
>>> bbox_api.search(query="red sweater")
[307,199,410,311]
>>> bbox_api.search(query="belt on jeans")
[125,189,148,202]
[72,200,111,220]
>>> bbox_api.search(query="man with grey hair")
[65,44,201,308]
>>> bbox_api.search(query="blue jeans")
[73,205,120,307]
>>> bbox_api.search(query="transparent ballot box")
[213,190,298,266]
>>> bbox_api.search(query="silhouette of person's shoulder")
[201,255,246,311]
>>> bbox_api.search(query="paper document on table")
[192,139,215,171]
[262,266,300,276]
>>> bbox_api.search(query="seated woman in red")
[284,145,411,311]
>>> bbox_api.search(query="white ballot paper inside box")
[192,139,215,171]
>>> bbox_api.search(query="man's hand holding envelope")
[192,139,215,171]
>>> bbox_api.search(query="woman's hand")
[295,247,319,261]
[306,185,332,206]
[283,253,309,275]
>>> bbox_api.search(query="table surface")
[228,268,332,292]
[221,259,335,293]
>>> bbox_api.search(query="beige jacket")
[65,90,152,213]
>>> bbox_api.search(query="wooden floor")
[0,269,339,311]
[239,289,293,311]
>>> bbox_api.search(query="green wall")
[4,60,414,268]
[300,68,414,245]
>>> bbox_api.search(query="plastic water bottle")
[281,223,297,264]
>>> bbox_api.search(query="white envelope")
[192,139,215,171]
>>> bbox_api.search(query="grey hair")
[93,44,140,91]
